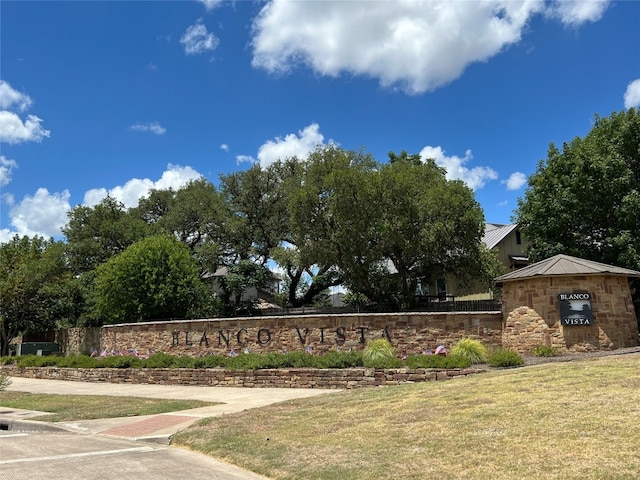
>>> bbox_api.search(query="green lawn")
[0,392,218,422]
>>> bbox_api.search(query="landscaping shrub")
[0,356,15,366]
[144,352,177,368]
[362,339,402,368]
[531,345,561,357]
[405,354,471,369]
[2,348,482,371]
[450,338,489,364]
[275,351,312,368]
[192,355,226,369]
[98,355,143,369]
[316,351,363,369]
[487,348,524,367]
[231,353,275,370]
[56,355,99,368]
[15,355,59,367]
[173,355,197,368]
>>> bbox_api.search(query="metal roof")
[494,254,640,285]
[483,223,519,249]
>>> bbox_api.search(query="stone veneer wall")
[56,327,101,356]
[501,274,639,353]
[0,365,485,389]
[58,312,502,357]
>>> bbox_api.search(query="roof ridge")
[494,253,640,284]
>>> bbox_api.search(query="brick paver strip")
[101,415,196,437]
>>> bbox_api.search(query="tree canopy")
[2,144,501,340]
[0,236,73,355]
[515,108,640,269]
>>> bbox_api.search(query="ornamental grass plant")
[450,338,489,364]
[0,373,11,391]
[362,339,402,368]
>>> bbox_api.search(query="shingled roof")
[494,254,640,286]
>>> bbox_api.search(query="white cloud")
[220,143,229,152]
[0,164,203,241]
[198,0,222,11]
[503,171,527,190]
[0,229,13,243]
[4,188,71,239]
[181,19,219,55]
[83,164,202,208]
[0,81,50,144]
[0,155,17,186]
[251,0,608,94]
[256,123,326,167]
[0,80,33,111]
[546,0,609,26]
[624,79,640,109]
[419,145,498,190]
[0,111,51,144]
[129,122,167,135]
[236,155,256,164]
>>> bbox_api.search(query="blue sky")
[1,0,639,242]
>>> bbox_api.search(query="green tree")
[515,109,640,269]
[373,153,486,308]
[285,147,378,306]
[92,235,214,324]
[220,161,298,264]
[221,157,344,308]
[63,196,151,275]
[0,236,71,355]
[220,161,303,307]
[145,179,230,275]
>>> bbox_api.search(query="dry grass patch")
[174,354,640,480]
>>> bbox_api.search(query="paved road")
[0,431,268,480]
[1,376,341,479]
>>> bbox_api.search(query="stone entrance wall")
[501,275,639,353]
[57,312,503,357]
[53,284,639,358]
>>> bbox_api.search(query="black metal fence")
[254,299,501,316]
[413,299,502,312]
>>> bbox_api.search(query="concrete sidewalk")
[2,377,340,443]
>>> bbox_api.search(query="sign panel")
[558,292,593,326]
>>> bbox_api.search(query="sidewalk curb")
[2,418,77,434]
[135,434,173,445]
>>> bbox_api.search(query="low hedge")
[1,350,471,370]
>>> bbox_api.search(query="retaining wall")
[0,366,486,389]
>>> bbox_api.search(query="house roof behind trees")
[494,254,640,286]
[483,223,519,249]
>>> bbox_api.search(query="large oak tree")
[515,108,640,269]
